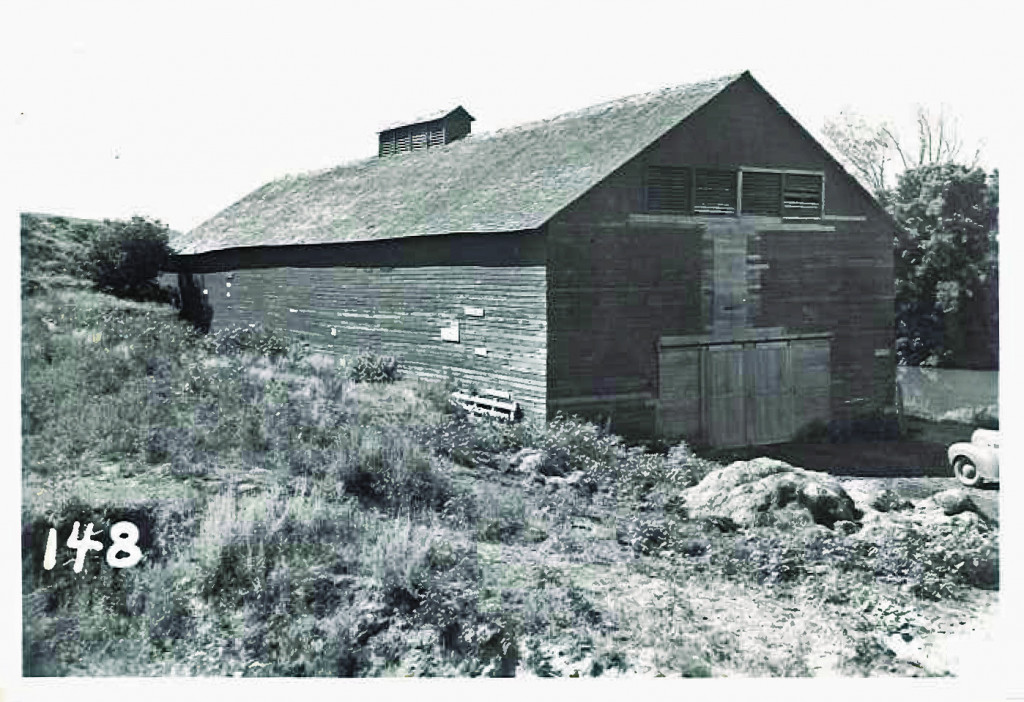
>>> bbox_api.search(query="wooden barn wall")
[546,221,706,435]
[172,232,548,419]
[752,220,895,413]
[546,76,894,438]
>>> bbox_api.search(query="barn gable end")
[544,74,894,443]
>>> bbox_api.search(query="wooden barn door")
[704,344,748,447]
[659,335,830,447]
[747,341,793,445]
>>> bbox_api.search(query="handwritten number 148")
[43,521,143,572]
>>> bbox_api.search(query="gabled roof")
[378,106,474,133]
[175,72,744,255]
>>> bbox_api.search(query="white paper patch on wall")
[464,306,484,317]
[874,348,891,357]
[474,347,488,356]
[441,321,460,342]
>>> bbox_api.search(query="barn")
[170,70,895,448]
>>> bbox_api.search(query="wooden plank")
[748,341,792,444]
[705,344,746,447]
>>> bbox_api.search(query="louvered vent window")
[783,173,823,218]
[694,168,737,215]
[646,166,691,212]
[396,129,412,153]
[411,125,429,150]
[428,124,445,146]
[741,171,782,216]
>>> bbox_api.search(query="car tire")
[953,456,982,488]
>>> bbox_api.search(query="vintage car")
[948,428,1000,487]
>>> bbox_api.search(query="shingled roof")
[175,72,745,255]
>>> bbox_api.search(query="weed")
[348,352,400,383]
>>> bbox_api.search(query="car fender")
[948,442,999,480]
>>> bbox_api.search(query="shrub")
[175,272,214,332]
[972,407,999,430]
[87,217,171,299]
[348,352,400,383]
[865,521,999,599]
[330,426,453,514]
[537,414,623,478]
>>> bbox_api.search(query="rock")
[679,459,860,529]
[693,515,739,533]
[924,489,978,517]
[492,453,513,473]
[510,448,560,476]
[684,458,797,508]
[869,489,915,513]
[798,481,860,526]
[677,537,711,557]
[948,510,988,530]
[833,520,861,535]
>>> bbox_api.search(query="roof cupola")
[378,106,474,157]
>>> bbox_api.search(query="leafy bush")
[972,407,999,430]
[536,414,623,477]
[864,521,999,599]
[87,217,171,299]
[348,352,400,383]
[175,272,214,332]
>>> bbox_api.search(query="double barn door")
[659,334,830,447]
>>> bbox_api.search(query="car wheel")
[953,456,982,487]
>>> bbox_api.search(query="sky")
[2,0,1022,694]
[2,0,1014,234]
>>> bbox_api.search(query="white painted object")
[441,321,460,342]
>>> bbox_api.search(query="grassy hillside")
[20,213,98,295]
[21,216,999,677]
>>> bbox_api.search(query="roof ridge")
[264,73,745,185]
[480,71,744,138]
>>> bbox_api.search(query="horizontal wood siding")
[174,232,547,419]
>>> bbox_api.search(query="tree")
[893,164,998,368]
[824,107,996,368]
[822,110,894,199]
[823,106,981,201]
[887,106,981,173]
[88,216,171,300]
